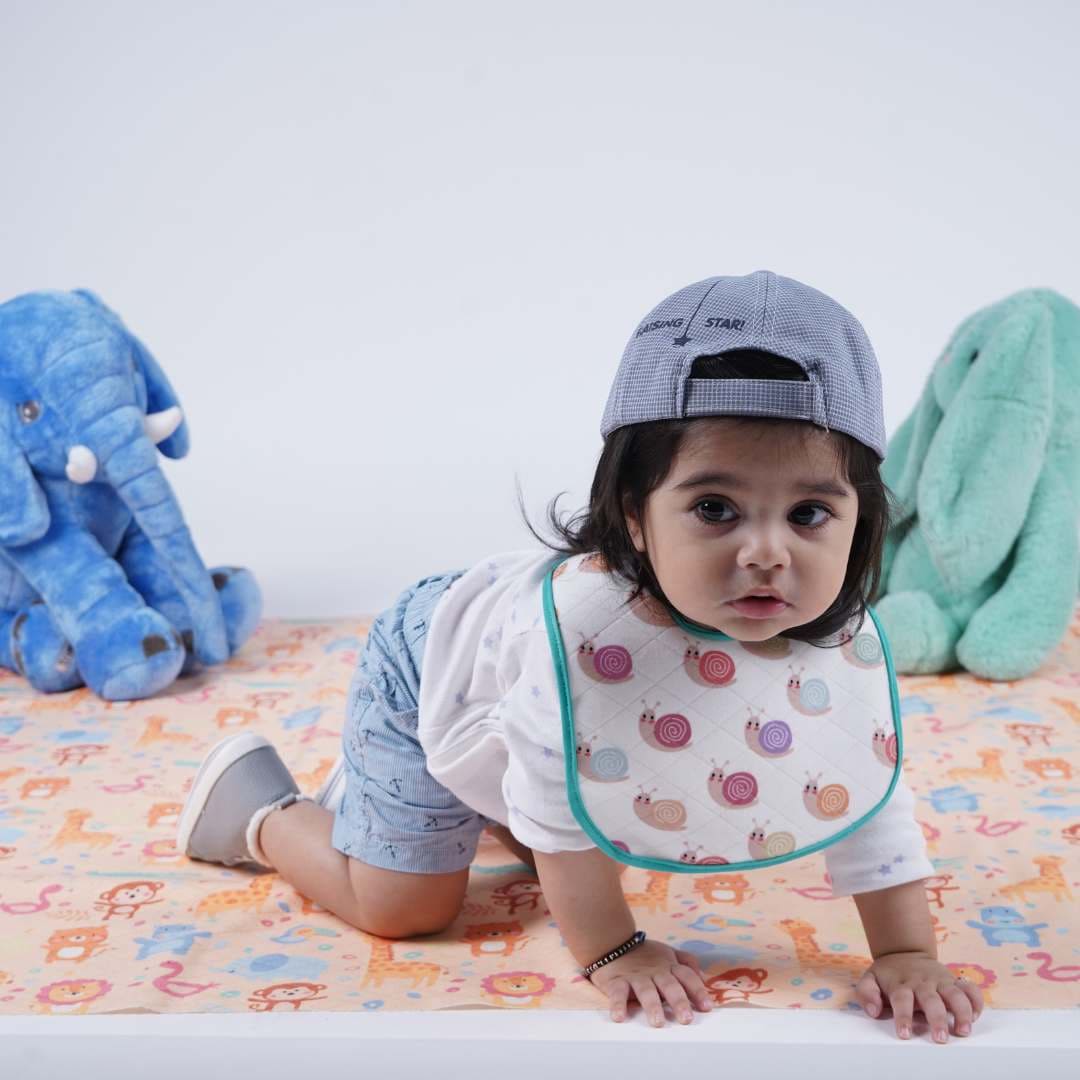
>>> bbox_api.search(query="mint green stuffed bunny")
[877,287,1080,679]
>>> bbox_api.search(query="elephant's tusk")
[66,445,98,484]
[144,406,183,445]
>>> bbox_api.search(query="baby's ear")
[623,501,645,553]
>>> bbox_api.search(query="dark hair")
[516,349,903,646]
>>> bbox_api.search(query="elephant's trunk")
[83,403,229,665]
[65,408,183,486]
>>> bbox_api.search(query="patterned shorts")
[330,568,492,873]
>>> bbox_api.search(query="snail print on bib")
[542,553,904,874]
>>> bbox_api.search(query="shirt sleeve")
[823,768,936,897]
[500,627,597,855]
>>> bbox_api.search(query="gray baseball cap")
[600,270,887,461]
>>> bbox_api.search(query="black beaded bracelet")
[581,930,646,978]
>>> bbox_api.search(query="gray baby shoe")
[177,732,301,868]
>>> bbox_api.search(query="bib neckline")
[657,597,736,642]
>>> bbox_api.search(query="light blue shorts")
[330,568,492,874]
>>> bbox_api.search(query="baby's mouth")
[729,596,790,617]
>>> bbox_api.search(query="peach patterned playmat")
[0,608,1078,1016]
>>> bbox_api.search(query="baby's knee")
[347,901,458,939]
[365,913,457,939]
[343,858,468,939]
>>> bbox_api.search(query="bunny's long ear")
[918,300,1053,594]
[881,371,943,529]
[0,405,50,546]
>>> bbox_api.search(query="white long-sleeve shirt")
[415,548,935,897]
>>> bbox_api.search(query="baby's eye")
[695,499,734,524]
[694,499,834,529]
[790,504,833,528]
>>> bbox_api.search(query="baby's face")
[624,419,858,642]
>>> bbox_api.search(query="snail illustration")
[872,724,898,767]
[707,759,759,808]
[802,771,850,820]
[786,664,831,715]
[576,734,630,782]
[638,699,693,751]
[577,632,633,683]
[743,706,794,758]
[626,591,676,627]
[682,636,736,688]
[679,843,730,865]
[632,786,688,832]
[747,818,797,860]
[840,627,884,669]
[741,636,792,660]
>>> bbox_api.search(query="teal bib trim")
[666,605,735,641]
[541,555,905,874]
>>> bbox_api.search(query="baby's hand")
[856,951,984,1042]
[587,939,713,1027]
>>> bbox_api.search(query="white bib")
[541,552,904,873]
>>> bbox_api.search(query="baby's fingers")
[672,951,714,1014]
[958,978,985,1022]
[654,973,698,1025]
[605,977,631,1023]
[941,984,975,1037]
[672,948,705,978]
[914,984,951,1043]
[888,986,916,1039]
[855,971,884,1019]
[630,978,667,1028]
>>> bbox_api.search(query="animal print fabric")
[0,612,1077,1014]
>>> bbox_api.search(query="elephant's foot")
[76,607,186,701]
[0,604,84,694]
[214,567,263,651]
[956,604,1056,681]
[177,566,263,676]
[874,590,962,675]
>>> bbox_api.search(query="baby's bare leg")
[486,823,538,871]
[485,822,629,876]
[259,800,469,938]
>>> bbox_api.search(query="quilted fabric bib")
[541,552,904,874]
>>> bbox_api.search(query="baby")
[176,270,983,1038]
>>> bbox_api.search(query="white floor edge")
[5,1006,1079,1080]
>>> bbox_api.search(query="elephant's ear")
[130,336,190,460]
[72,288,110,312]
[71,291,191,460]
[0,407,50,546]
[918,302,1053,594]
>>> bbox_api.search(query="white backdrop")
[1,0,1076,616]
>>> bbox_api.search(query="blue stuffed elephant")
[877,286,1080,680]
[0,289,261,700]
